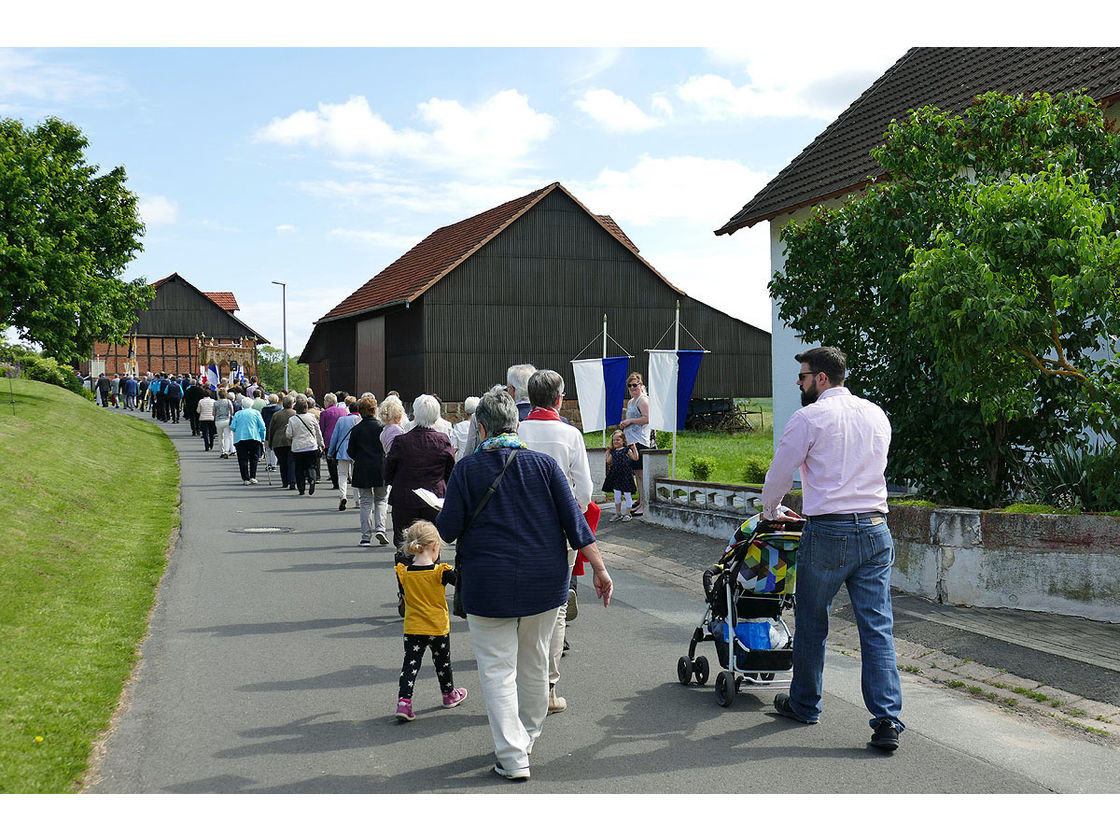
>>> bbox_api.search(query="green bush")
[24,356,86,397]
[688,456,717,481]
[741,456,770,485]
[1028,442,1120,513]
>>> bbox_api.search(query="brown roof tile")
[717,47,1120,235]
[316,183,665,323]
[317,184,556,323]
[204,292,239,312]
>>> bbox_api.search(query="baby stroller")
[676,510,802,706]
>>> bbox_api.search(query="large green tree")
[0,117,152,363]
[256,345,309,393]
[772,91,1120,506]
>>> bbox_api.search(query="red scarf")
[525,407,562,422]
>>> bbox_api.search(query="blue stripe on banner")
[602,357,629,427]
[675,351,704,431]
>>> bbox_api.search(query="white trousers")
[467,608,559,772]
[338,459,352,499]
[216,419,233,454]
[548,550,577,688]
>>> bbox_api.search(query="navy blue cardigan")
[437,447,594,619]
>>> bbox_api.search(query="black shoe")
[773,693,817,724]
[870,720,900,751]
[339,499,347,511]
[308,481,315,496]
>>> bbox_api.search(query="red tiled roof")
[204,292,239,312]
[717,47,1120,235]
[316,183,666,324]
[596,215,639,253]
[317,184,555,322]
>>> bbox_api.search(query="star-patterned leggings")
[399,634,455,700]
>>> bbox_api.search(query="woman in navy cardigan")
[437,386,613,782]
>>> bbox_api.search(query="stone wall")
[635,461,1119,623]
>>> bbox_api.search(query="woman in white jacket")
[287,394,325,495]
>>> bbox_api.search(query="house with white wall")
[716,47,1120,446]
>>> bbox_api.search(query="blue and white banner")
[647,350,705,432]
[570,357,629,432]
[201,364,220,388]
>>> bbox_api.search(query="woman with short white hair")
[378,395,407,454]
[384,394,456,597]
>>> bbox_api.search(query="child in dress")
[394,520,467,721]
[602,429,640,522]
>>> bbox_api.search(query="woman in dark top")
[436,386,613,781]
[384,394,456,559]
[348,396,388,547]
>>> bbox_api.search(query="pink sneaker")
[442,687,468,708]
[395,698,415,721]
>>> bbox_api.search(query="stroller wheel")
[715,671,735,707]
[676,656,694,686]
[694,656,710,686]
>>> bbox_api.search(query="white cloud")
[327,229,422,251]
[575,89,663,133]
[571,155,770,227]
[255,90,556,176]
[300,175,544,220]
[275,224,297,234]
[139,195,179,226]
[0,48,122,107]
[692,44,904,120]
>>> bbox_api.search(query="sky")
[2,4,1093,364]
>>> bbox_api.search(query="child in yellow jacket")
[394,520,467,721]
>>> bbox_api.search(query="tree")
[256,345,309,393]
[772,91,1120,506]
[0,117,153,363]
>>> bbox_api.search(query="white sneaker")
[493,762,530,781]
[242,480,250,485]
[249,478,258,485]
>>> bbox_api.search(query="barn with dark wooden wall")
[84,272,269,378]
[299,183,771,403]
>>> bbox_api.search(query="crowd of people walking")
[98,363,629,781]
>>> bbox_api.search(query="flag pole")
[672,300,680,479]
[602,314,608,449]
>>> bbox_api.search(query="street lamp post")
[271,281,288,391]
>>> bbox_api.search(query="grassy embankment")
[584,398,773,485]
[0,378,179,792]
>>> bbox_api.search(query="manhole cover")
[228,526,296,534]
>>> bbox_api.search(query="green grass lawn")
[584,397,774,485]
[0,378,179,792]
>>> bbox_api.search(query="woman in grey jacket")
[287,394,325,495]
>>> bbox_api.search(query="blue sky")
[2,4,1075,359]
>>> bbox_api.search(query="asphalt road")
[88,414,1120,794]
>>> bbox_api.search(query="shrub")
[1028,442,1120,512]
[688,456,717,481]
[24,356,86,397]
[741,456,770,484]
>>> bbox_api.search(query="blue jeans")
[789,516,904,730]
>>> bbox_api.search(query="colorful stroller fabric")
[721,513,799,595]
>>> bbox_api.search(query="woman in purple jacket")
[384,394,456,559]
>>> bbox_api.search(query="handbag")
[452,448,519,618]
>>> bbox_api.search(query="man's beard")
[800,382,819,407]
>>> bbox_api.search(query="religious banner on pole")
[571,356,629,432]
[647,349,705,432]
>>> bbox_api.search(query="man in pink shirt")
[762,346,903,752]
[319,392,350,490]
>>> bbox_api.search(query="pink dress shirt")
[762,386,891,519]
